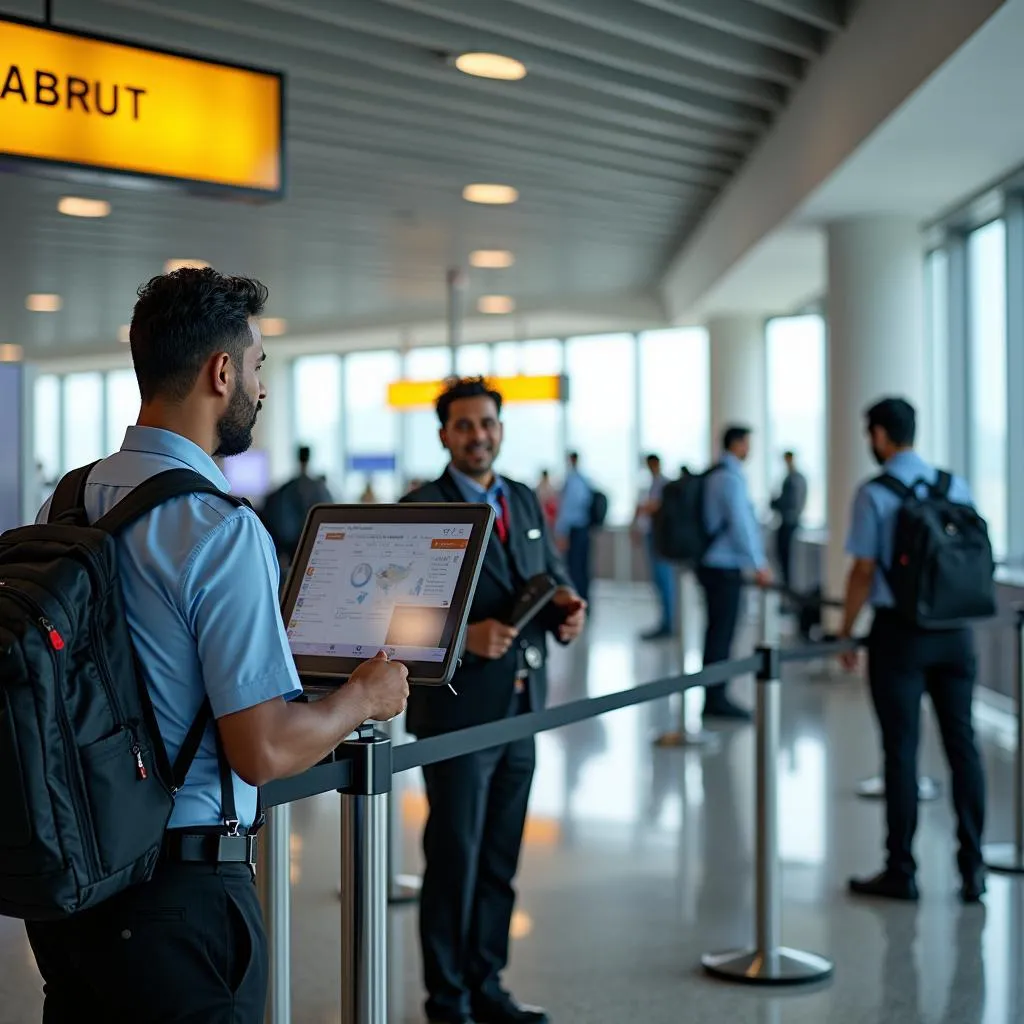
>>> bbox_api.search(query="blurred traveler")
[261,444,333,563]
[359,480,378,504]
[404,377,586,1024]
[698,425,771,721]
[841,397,989,904]
[535,469,559,529]
[769,450,807,593]
[555,451,598,603]
[633,453,675,640]
[23,268,408,1022]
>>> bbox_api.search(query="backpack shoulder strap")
[931,470,952,498]
[872,473,912,500]
[47,461,101,523]
[95,468,250,535]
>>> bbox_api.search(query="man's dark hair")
[646,453,661,465]
[297,445,312,466]
[866,397,916,447]
[435,376,503,426]
[130,268,268,402]
[722,425,752,450]
[783,450,795,460]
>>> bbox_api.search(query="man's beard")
[215,381,260,458]
[870,444,886,466]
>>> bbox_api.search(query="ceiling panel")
[0,0,844,355]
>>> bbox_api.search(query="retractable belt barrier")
[258,621,862,1024]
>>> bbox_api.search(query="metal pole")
[985,608,1024,874]
[339,728,391,1024]
[384,717,421,904]
[702,645,833,985]
[446,267,465,361]
[257,804,292,1024]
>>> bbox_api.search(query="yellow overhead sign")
[0,17,284,196]
[388,375,568,410]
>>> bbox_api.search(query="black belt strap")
[162,832,257,866]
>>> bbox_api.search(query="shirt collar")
[884,449,925,473]
[121,426,231,491]
[447,463,505,502]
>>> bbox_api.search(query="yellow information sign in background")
[388,375,568,410]
[0,17,284,195]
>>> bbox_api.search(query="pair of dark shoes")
[430,993,549,1024]
[848,869,986,904]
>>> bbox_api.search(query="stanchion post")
[984,607,1024,874]
[257,803,292,1024]
[702,645,833,985]
[339,726,391,1024]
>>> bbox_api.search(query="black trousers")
[26,862,267,1023]
[774,523,797,592]
[419,728,536,1020]
[696,565,743,710]
[566,526,591,604]
[867,612,986,880]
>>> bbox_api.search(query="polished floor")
[2,584,1023,1023]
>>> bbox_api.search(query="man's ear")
[208,353,232,398]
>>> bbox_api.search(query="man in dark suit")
[402,377,587,1024]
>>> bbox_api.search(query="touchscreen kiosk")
[281,503,494,687]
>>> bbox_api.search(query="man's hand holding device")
[552,586,587,643]
[466,620,519,660]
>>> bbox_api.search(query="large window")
[33,374,61,486]
[105,369,139,454]
[638,328,709,478]
[765,315,826,528]
[403,347,452,485]
[344,350,401,502]
[967,220,1007,557]
[62,373,104,471]
[565,334,636,525]
[292,355,343,496]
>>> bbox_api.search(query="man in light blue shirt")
[555,451,595,603]
[25,269,409,1024]
[840,397,985,904]
[697,425,771,721]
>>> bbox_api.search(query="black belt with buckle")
[161,831,258,869]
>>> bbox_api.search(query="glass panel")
[62,373,104,471]
[765,315,827,529]
[292,355,343,496]
[33,374,61,489]
[565,333,636,525]
[455,344,490,376]
[968,219,1007,557]
[638,328,709,478]
[105,369,139,455]
[492,341,520,377]
[344,350,402,502]
[925,249,950,465]
[403,347,452,487]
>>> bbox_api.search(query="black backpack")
[588,489,609,528]
[0,464,247,921]
[875,471,996,629]
[653,464,724,563]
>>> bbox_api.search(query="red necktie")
[495,493,511,544]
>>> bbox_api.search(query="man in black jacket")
[402,377,587,1024]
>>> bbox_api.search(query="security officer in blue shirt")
[839,397,986,904]
[699,425,772,720]
[554,452,595,603]
[25,269,410,1023]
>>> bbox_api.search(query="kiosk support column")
[339,727,392,1024]
[259,804,292,1024]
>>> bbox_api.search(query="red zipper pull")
[41,618,64,651]
[131,743,148,781]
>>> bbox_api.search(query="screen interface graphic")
[287,521,471,662]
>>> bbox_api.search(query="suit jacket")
[400,470,571,737]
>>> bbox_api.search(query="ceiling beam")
[631,0,825,59]
[500,0,803,84]
[746,0,845,32]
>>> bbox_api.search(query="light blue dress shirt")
[448,464,506,519]
[555,470,593,536]
[845,449,974,608]
[701,453,766,570]
[39,426,302,829]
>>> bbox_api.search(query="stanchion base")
[389,874,423,905]
[983,842,1024,875]
[652,730,721,750]
[702,946,834,986]
[855,776,941,802]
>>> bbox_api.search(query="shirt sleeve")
[845,486,881,560]
[182,509,303,718]
[722,473,766,569]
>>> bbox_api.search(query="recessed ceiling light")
[58,196,111,218]
[455,52,527,81]
[261,317,288,337]
[26,294,62,312]
[118,325,131,344]
[0,344,23,362]
[164,259,210,274]
[478,295,515,315]
[470,249,515,269]
[463,183,519,205]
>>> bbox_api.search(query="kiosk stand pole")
[984,608,1024,874]
[702,646,833,985]
[258,804,292,1024]
[339,727,391,1024]
[383,718,422,904]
